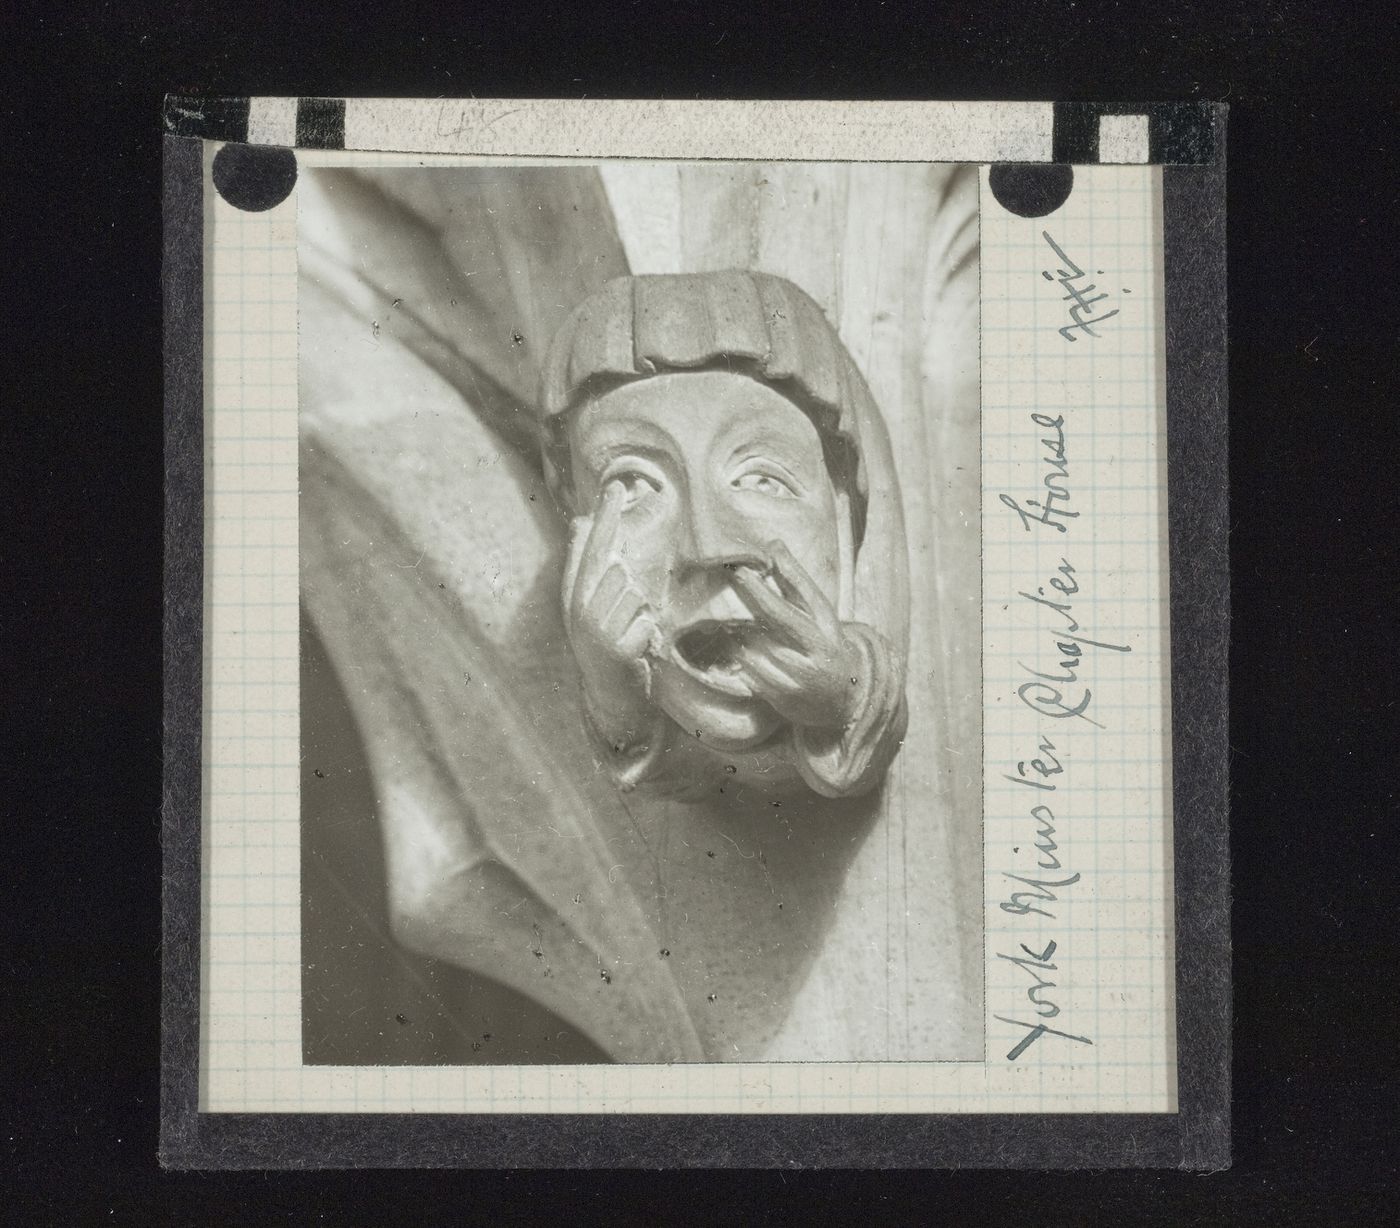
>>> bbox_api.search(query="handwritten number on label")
[1042,231,1122,341]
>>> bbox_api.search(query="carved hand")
[565,481,661,746]
[731,540,863,732]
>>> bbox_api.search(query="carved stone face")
[566,370,852,751]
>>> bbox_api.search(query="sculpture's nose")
[674,479,763,574]
[669,480,765,619]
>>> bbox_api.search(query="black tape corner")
[163,95,250,143]
[1052,102,1220,164]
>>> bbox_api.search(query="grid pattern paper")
[200,147,1175,1113]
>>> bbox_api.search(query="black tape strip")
[1162,139,1233,1172]
[162,95,347,149]
[163,95,250,143]
[159,133,206,1166]
[295,97,347,149]
[1053,102,1217,164]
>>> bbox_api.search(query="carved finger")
[740,631,808,670]
[562,515,589,609]
[585,562,631,624]
[767,539,830,622]
[588,477,626,550]
[738,645,802,698]
[617,610,660,662]
[731,564,815,645]
[571,481,627,615]
[602,585,649,641]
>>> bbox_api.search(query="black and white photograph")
[296,161,982,1065]
[173,101,1216,1156]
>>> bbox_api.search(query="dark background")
[7,0,1396,1221]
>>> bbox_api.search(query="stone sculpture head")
[539,271,906,795]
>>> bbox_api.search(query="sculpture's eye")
[731,467,798,499]
[608,468,662,509]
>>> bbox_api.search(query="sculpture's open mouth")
[672,620,756,697]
